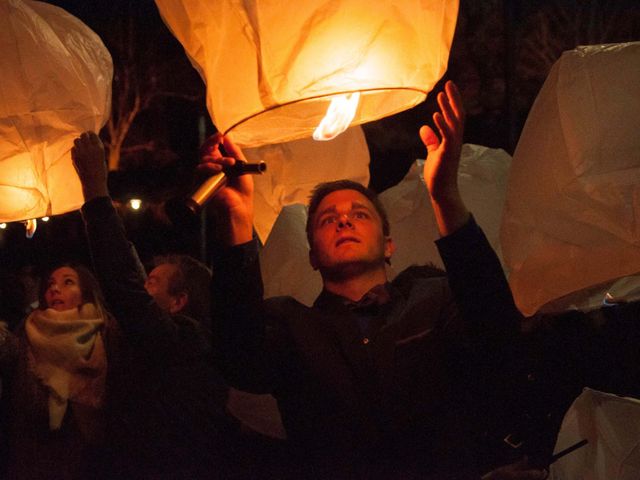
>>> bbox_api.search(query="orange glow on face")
[313,92,360,141]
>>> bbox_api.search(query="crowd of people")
[0,81,637,479]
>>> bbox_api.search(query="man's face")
[144,263,184,314]
[45,267,83,311]
[309,189,394,273]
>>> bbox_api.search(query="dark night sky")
[1,0,639,271]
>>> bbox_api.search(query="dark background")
[1,0,639,271]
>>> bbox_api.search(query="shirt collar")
[314,282,392,312]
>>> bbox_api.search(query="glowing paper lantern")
[501,42,640,316]
[0,0,112,223]
[155,0,458,147]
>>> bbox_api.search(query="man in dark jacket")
[71,133,242,479]
[205,81,546,479]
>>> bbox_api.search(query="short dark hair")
[306,180,390,247]
[38,263,108,318]
[152,254,212,327]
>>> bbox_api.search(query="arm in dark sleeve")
[435,215,522,342]
[211,239,278,393]
[81,197,189,351]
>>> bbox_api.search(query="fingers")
[199,133,246,176]
[199,132,223,160]
[222,134,246,162]
[444,80,465,123]
[436,81,464,138]
[419,125,440,153]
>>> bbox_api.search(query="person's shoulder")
[265,295,310,312]
[393,264,448,290]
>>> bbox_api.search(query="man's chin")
[319,259,382,278]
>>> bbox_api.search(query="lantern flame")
[23,218,37,238]
[313,92,360,141]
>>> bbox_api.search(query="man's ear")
[169,292,188,314]
[384,236,396,264]
[309,248,319,271]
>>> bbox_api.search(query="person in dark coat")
[204,81,547,479]
[71,132,243,479]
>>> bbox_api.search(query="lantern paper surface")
[244,125,369,242]
[501,42,640,316]
[550,388,640,480]
[155,0,458,147]
[260,144,511,305]
[0,0,112,222]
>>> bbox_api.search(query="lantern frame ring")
[222,86,429,137]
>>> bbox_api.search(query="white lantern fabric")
[259,144,512,305]
[155,0,458,147]
[500,42,640,316]
[0,0,112,223]
[244,125,370,242]
[549,388,640,480]
[380,145,511,278]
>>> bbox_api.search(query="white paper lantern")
[0,0,112,223]
[501,42,640,316]
[155,0,458,147]
[550,388,640,480]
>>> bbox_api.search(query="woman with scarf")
[0,263,118,479]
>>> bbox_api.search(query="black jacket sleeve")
[435,215,522,344]
[211,239,281,393]
[81,197,207,354]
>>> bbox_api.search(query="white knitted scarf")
[25,303,107,430]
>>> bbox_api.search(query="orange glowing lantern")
[0,0,112,223]
[155,0,458,147]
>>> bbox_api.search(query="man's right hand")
[198,133,254,245]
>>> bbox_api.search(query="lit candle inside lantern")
[24,219,37,238]
[313,92,361,141]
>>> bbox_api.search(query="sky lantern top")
[155,0,459,147]
[0,0,112,223]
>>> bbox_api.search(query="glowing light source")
[129,199,142,211]
[24,219,37,239]
[0,0,112,223]
[313,92,360,141]
[0,223,6,229]
[155,0,458,147]
[41,216,50,222]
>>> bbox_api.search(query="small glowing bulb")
[313,91,360,141]
[129,198,142,211]
[41,216,50,222]
[0,223,6,229]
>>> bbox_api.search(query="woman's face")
[44,267,83,311]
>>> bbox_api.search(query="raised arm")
[200,134,278,392]
[71,132,185,347]
[420,80,470,236]
[198,132,255,246]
